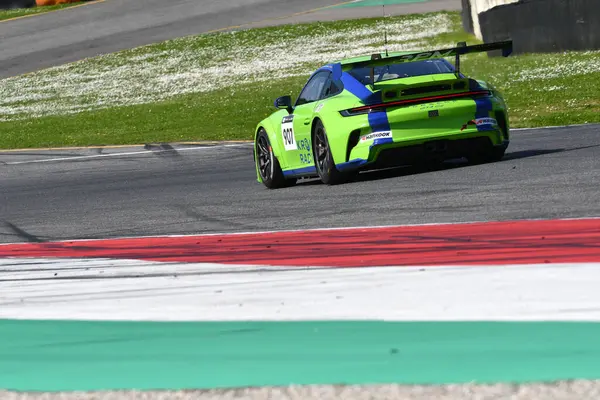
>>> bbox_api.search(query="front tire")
[255,129,296,189]
[312,119,353,185]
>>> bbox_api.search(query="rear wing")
[342,40,513,78]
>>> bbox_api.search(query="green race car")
[254,40,513,188]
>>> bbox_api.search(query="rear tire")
[312,119,354,185]
[255,129,296,189]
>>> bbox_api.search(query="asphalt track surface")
[1,124,599,244]
[0,0,460,79]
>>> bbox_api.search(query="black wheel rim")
[314,124,329,174]
[257,135,272,181]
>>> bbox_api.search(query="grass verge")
[0,11,598,149]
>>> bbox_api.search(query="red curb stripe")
[1,219,599,267]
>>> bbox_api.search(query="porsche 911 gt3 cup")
[254,40,513,188]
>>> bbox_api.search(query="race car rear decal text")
[360,131,392,142]
[397,49,455,63]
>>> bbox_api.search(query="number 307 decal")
[281,115,297,151]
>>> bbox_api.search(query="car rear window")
[348,59,455,85]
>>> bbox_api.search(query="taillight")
[339,90,491,117]
[340,108,379,117]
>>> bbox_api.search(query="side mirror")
[274,95,293,113]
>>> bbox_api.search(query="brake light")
[340,90,491,116]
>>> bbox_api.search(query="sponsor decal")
[297,138,311,152]
[297,138,312,164]
[461,117,499,131]
[474,117,498,126]
[360,131,392,142]
[299,153,312,164]
[281,115,297,151]
[397,49,455,63]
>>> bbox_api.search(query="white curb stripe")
[2,258,600,322]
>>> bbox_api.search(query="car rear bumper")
[337,131,508,172]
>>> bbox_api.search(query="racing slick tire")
[255,128,296,189]
[312,119,355,185]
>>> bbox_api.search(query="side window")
[296,71,331,106]
[322,78,343,99]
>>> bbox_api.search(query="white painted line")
[2,258,600,322]
[512,123,599,131]
[0,215,598,247]
[0,257,299,277]
[4,143,252,165]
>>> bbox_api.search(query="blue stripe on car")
[475,97,493,118]
[476,124,497,132]
[336,158,368,172]
[337,71,392,170]
[340,71,373,102]
[283,166,317,177]
[331,63,342,80]
[369,137,394,150]
[368,111,391,132]
[340,71,389,133]
[474,97,495,132]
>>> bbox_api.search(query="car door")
[281,71,332,170]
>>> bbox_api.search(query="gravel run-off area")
[4,381,600,400]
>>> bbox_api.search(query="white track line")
[512,123,599,131]
[4,143,252,165]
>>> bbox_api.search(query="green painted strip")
[334,0,429,8]
[2,320,600,392]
